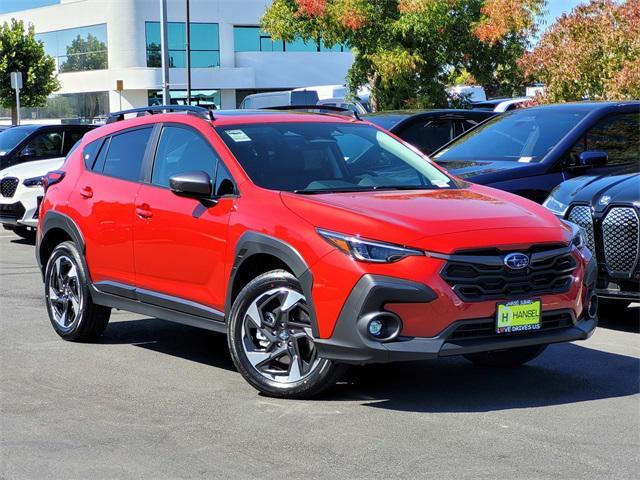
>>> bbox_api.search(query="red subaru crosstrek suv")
[37,106,598,398]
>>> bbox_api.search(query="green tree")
[262,0,545,110]
[0,19,60,124]
[520,0,640,102]
[59,33,108,73]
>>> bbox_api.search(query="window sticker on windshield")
[226,129,251,143]
[518,156,533,163]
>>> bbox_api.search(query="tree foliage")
[520,0,640,102]
[59,33,108,73]
[262,0,545,109]
[0,19,60,122]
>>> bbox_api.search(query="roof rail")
[261,105,361,120]
[106,105,215,124]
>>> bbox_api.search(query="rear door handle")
[135,204,153,219]
[79,186,93,199]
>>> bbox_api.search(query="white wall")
[0,0,353,113]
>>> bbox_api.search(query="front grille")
[602,207,640,274]
[0,177,19,198]
[447,311,574,341]
[0,202,25,222]
[568,205,595,253]
[441,247,577,302]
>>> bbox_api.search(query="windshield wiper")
[294,185,441,194]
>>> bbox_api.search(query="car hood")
[0,157,65,179]
[434,158,534,179]
[551,168,639,213]
[281,185,570,254]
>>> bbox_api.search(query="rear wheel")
[228,270,346,398]
[463,345,547,367]
[45,241,111,341]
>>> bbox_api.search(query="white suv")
[0,157,64,240]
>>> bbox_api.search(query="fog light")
[368,319,384,337]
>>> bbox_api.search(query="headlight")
[317,229,424,263]
[23,176,45,188]
[562,220,587,249]
[543,194,569,217]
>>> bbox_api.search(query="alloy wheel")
[241,287,321,384]
[47,255,83,329]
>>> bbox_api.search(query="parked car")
[0,155,67,240]
[365,109,497,155]
[543,167,639,313]
[317,97,369,115]
[38,105,596,399]
[471,97,532,112]
[433,102,640,203]
[0,124,94,170]
[239,89,319,109]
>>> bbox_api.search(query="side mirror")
[169,171,212,199]
[579,150,607,168]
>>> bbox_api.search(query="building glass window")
[0,91,109,122]
[233,26,349,52]
[36,24,108,72]
[145,22,220,68]
[148,89,221,109]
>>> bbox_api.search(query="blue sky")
[2,0,587,18]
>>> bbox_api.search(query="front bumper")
[0,192,42,228]
[315,265,597,364]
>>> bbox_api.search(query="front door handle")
[79,186,93,199]
[135,204,153,219]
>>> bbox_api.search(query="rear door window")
[99,127,152,182]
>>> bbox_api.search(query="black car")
[544,166,639,312]
[364,109,497,155]
[0,124,94,170]
[433,102,640,203]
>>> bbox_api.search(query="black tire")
[463,345,547,367]
[227,270,346,399]
[598,298,630,317]
[13,226,36,242]
[44,241,111,341]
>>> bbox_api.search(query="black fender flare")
[227,231,319,336]
[38,211,87,277]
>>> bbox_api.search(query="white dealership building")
[0,0,353,120]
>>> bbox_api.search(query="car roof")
[364,109,496,130]
[81,109,361,143]
[522,101,640,112]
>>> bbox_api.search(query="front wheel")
[463,345,547,367]
[227,270,346,399]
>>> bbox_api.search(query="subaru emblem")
[504,253,530,270]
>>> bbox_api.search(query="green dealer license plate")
[496,299,541,334]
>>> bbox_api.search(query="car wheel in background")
[228,270,346,399]
[44,241,111,341]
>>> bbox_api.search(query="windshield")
[217,122,455,193]
[0,127,31,155]
[435,109,588,163]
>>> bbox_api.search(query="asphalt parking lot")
[1,232,638,480]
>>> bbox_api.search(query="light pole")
[185,0,192,105]
[160,0,171,105]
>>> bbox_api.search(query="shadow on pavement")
[330,342,640,412]
[103,317,638,412]
[9,237,35,246]
[598,304,639,333]
[101,317,235,372]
